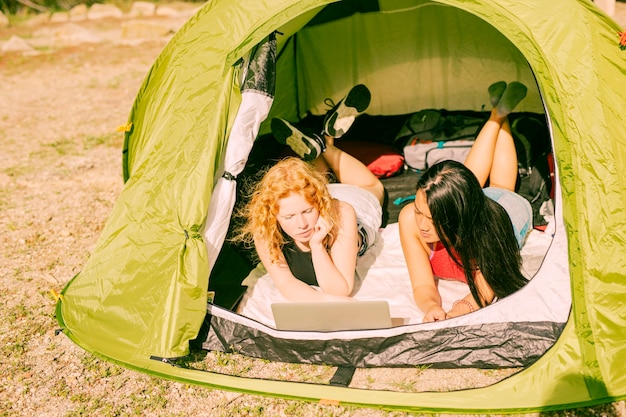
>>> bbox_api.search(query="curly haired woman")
[236,85,385,301]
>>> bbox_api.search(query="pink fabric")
[430,242,467,283]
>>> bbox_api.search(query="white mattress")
[238,222,554,328]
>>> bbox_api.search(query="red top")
[429,242,467,283]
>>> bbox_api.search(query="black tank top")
[282,239,319,286]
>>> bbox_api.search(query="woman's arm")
[398,204,446,322]
[311,200,358,296]
[253,235,351,302]
[446,270,494,318]
[445,294,478,319]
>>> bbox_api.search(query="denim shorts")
[483,187,532,248]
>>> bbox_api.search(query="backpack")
[510,113,554,228]
[394,109,487,171]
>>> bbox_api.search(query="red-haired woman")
[237,85,385,301]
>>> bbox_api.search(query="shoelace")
[324,98,337,109]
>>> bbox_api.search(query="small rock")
[69,4,88,22]
[128,1,156,18]
[87,3,124,20]
[155,5,183,18]
[121,20,172,39]
[1,35,35,53]
[34,23,102,46]
[25,13,50,26]
[50,12,69,23]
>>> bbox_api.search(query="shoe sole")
[325,84,371,137]
[343,84,371,112]
[271,118,322,161]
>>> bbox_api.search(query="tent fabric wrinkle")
[56,0,626,412]
[203,305,565,368]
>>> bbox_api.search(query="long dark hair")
[417,160,527,306]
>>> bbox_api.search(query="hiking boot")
[322,84,371,138]
[488,81,507,107]
[496,81,527,117]
[271,118,326,162]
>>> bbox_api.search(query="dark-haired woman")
[398,81,533,322]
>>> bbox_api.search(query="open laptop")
[271,300,393,331]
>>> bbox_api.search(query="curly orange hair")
[235,158,339,265]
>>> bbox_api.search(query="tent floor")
[380,168,420,225]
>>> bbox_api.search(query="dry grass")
[1,5,625,417]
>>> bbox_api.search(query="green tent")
[56,0,626,413]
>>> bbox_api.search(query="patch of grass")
[45,138,76,156]
[79,354,124,380]
[22,230,47,251]
[46,257,62,271]
[8,340,27,356]
[8,356,31,374]
[65,396,120,417]
[220,402,265,417]
[5,301,32,325]
[3,163,32,179]
[83,132,122,150]
[213,351,254,376]
[277,362,334,384]
[201,350,338,385]
[86,77,98,88]
[128,384,169,412]
[390,380,418,393]
[4,13,33,26]
[3,218,18,230]
[1,297,53,383]
[0,190,10,210]
[62,375,175,417]
[542,402,623,417]
[283,402,307,417]
[107,75,121,89]
[414,364,432,374]
[50,377,72,398]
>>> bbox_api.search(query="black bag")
[510,113,551,175]
[394,109,487,171]
[511,113,554,227]
[394,109,487,147]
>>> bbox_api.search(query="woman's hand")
[445,297,477,319]
[310,216,331,248]
[423,305,447,322]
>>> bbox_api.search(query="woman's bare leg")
[312,135,385,205]
[464,108,518,190]
[488,117,518,190]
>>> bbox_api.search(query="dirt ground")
[1,3,626,417]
